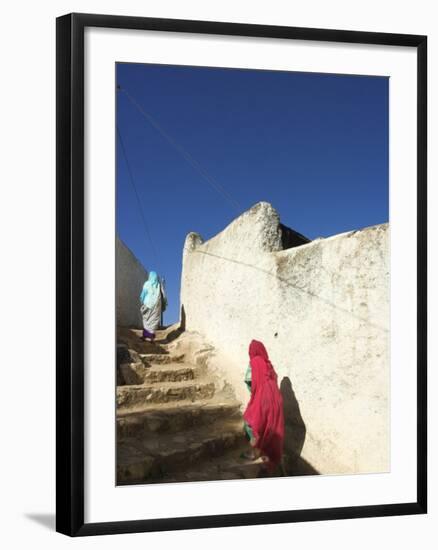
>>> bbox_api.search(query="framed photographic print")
[56,13,427,536]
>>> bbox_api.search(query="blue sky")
[116,63,388,325]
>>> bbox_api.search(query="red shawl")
[243,340,285,469]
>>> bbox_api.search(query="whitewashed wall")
[116,237,148,328]
[181,202,389,475]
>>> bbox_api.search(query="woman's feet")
[240,449,258,460]
[239,446,276,478]
[240,443,264,462]
[141,328,156,341]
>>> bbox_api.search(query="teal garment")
[140,271,160,308]
[244,364,253,439]
[244,421,254,440]
[244,364,252,392]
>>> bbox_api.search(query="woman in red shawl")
[243,340,285,473]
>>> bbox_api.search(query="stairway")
[116,326,264,484]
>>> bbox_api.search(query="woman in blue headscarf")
[139,271,166,341]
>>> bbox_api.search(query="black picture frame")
[56,12,427,537]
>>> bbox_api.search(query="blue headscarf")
[140,271,161,308]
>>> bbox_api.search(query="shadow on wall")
[159,305,186,344]
[280,376,319,476]
[180,304,186,331]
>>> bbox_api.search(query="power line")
[116,125,160,266]
[118,86,241,213]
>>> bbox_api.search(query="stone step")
[143,363,197,383]
[139,442,291,484]
[139,353,185,366]
[118,361,147,386]
[154,446,268,483]
[117,400,242,439]
[118,328,170,355]
[119,362,197,385]
[117,419,246,484]
[116,379,215,410]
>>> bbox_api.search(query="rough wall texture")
[116,237,148,328]
[180,202,389,475]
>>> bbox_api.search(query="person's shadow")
[158,305,187,345]
[280,376,319,476]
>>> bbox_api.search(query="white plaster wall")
[116,237,148,328]
[181,202,389,475]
